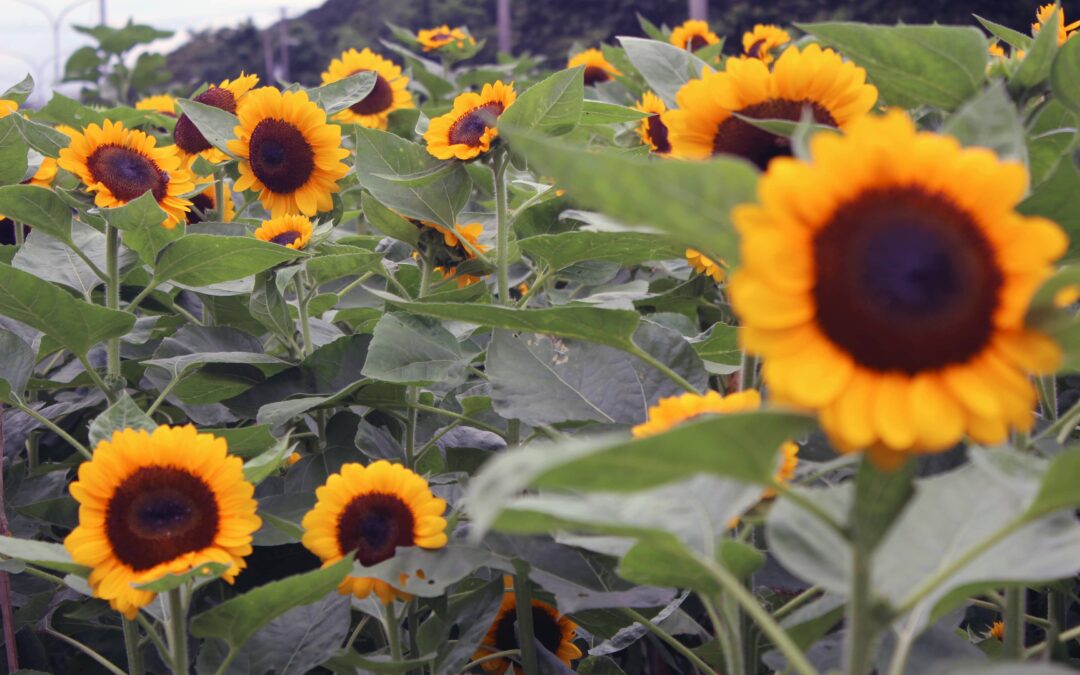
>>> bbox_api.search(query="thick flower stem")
[122,618,144,675]
[294,274,313,358]
[1004,587,1024,658]
[845,546,873,675]
[104,224,122,401]
[385,601,403,661]
[215,169,228,223]
[511,562,540,675]
[493,149,512,306]
[167,588,189,675]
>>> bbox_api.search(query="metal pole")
[277,7,289,83]
[99,0,106,24]
[497,0,512,55]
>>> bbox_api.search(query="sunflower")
[253,214,313,250]
[634,91,671,154]
[475,588,581,674]
[0,100,17,117]
[174,73,259,163]
[228,87,350,217]
[63,426,260,619]
[664,44,878,168]
[424,81,517,161]
[416,220,490,287]
[301,460,448,604]
[416,25,474,52]
[186,182,235,225]
[1033,4,1080,44]
[686,248,725,282]
[988,43,1008,60]
[988,621,1005,641]
[567,48,622,86]
[742,24,791,64]
[28,158,58,188]
[58,120,194,228]
[135,94,178,116]
[320,48,414,129]
[670,19,721,51]
[729,110,1067,469]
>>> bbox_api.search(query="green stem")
[337,272,375,299]
[493,149,512,306]
[1027,619,1080,658]
[1045,590,1065,661]
[13,221,24,246]
[126,280,161,314]
[773,586,823,621]
[407,403,508,439]
[739,352,758,392]
[385,601,403,662]
[720,594,745,675]
[122,618,144,675]
[294,274,313,358]
[215,170,228,222]
[135,613,170,666]
[1004,587,1024,659]
[622,608,716,674]
[845,546,873,675]
[72,245,108,283]
[511,563,539,675]
[626,344,700,394]
[211,648,239,675]
[45,628,127,675]
[147,378,180,417]
[702,595,733,675]
[77,353,113,399]
[405,387,419,469]
[345,616,371,650]
[15,402,91,459]
[104,224,122,398]
[418,255,434,299]
[967,598,1051,628]
[167,588,188,675]
[515,269,550,308]
[407,603,421,675]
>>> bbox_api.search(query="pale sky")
[0,0,324,106]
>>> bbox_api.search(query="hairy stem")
[167,588,189,674]
[122,618,144,675]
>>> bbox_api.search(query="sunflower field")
[1,3,1080,674]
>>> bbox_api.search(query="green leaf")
[362,312,467,385]
[0,536,90,576]
[362,192,420,246]
[500,128,757,263]
[519,231,684,271]
[353,127,471,229]
[941,82,1027,163]
[0,185,72,242]
[307,70,377,115]
[691,324,740,373]
[350,544,490,597]
[189,556,353,650]
[797,22,988,110]
[205,424,279,459]
[1051,33,1080,117]
[636,13,668,42]
[37,92,105,129]
[1,74,34,105]
[1019,158,1080,261]
[153,235,306,286]
[242,436,294,485]
[499,67,584,137]
[74,21,172,54]
[466,411,815,535]
[0,264,135,356]
[0,328,34,404]
[175,99,239,156]
[109,192,180,265]
[9,115,71,158]
[1026,448,1080,519]
[305,250,383,286]
[618,37,711,107]
[974,15,1034,52]
[0,117,29,187]
[851,456,915,552]
[580,101,649,125]
[1010,6,1060,95]
[88,393,156,447]
[249,271,295,340]
[618,535,720,595]
[136,562,230,592]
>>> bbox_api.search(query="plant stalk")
[845,545,873,675]
[294,274,313,358]
[104,224,122,401]
[493,149,512,306]
[122,618,144,675]
[1004,587,1024,658]
[167,588,188,674]
[385,601,403,662]
[512,562,539,675]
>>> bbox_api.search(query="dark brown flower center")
[269,230,302,247]
[337,492,415,567]
[646,114,671,153]
[173,87,238,155]
[746,39,768,58]
[248,118,315,194]
[583,66,611,86]
[350,71,395,115]
[812,186,1002,374]
[447,102,504,147]
[688,34,709,51]
[105,466,220,571]
[493,601,566,656]
[87,145,168,203]
[713,99,837,170]
[186,192,215,225]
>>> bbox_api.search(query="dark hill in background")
[165,0,1042,90]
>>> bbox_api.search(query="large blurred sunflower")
[320,48,414,129]
[567,48,621,86]
[301,461,448,604]
[475,587,581,674]
[63,426,260,619]
[663,44,878,168]
[729,111,1067,468]
[634,91,671,154]
[228,87,350,217]
[424,81,516,161]
[174,73,259,163]
[670,19,720,51]
[742,24,791,64]
[253,214,313,250]
[59,120,194,228]
[135,94,178,116]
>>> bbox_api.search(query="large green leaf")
[362,312,467,385]
[1,74,34,105]
[353,127,471,229]
[941,82,1026,163]
[175,98,238,156]
[0,536,90,576]
[0,117,29,187]
[519,231,685,271]
[1009,6,1059,96]
[189,556,353,649]
[1051,33,1080,117]
[88,393,156,447]
[0,185,72,243]
[797,22,987,110]
[617,37,711,108]
[0,327,34,404]
[501,129,757,263]
[361,192,420,246]
[0,264,134,356]
[153,235,306,286]
[306,71,376,115]
[7,115,71,158]
[499,66,584,137]
[466,411,816,535]
[37,92,105,129]
[1019,158,1080,261]
[108,192,180,266]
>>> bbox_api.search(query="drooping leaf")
[499,66,584,137]
[153,234,306,286]
[0,327,34,404]
[307,70,376,115]
[0,117,29,187]
[1051,33,1080,117]
[0,185,73,243]
[362,192,420,246]
[1009,6,1060,96]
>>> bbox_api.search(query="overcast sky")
[1,0,324,105]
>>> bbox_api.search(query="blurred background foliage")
[164,0,1046,90]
